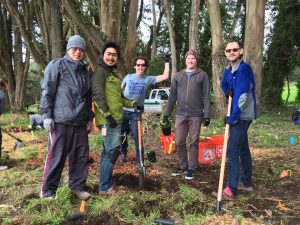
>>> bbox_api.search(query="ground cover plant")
[0,108,299,225]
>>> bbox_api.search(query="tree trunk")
[164,0,177,78]
[48,0,64,58]
[207,0,226,118]
[151,0,157,61]
[98,0,122,42]
[124,0,138,69]
[243,0,266,116]
[189,0,201,50]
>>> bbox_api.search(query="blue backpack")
[292,109,300,125]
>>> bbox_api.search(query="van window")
[158,90,168,100]
[150,90,157,99]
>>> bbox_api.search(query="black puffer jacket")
[40,55,93,126]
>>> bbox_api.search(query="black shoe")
[184,170,195,180]
[171,168,187,176]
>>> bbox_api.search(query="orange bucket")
[198,140,216,164]
[211,135,224,160]
[160,132,176,155]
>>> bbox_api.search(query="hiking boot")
[0,166,8,171]
[184,170,195,180]
[171,168,187,176]
[99,186,125,196]
[238,182,253,191]
[71,190,92,200]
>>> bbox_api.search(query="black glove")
[162,115,169,124]
[203,118,210,127]
[133,102,143,111]
[163,53,171,63]
[225,89,233,98]
[106,115,117,128]
[223,116,229,126]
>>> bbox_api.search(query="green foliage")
[282,82,298,103]
[263,0,300,108]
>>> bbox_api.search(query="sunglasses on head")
[225,48,240,53]
[136,64,146,67]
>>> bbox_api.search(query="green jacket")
[91,62,134,126]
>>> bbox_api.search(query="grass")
[1,106,299,224]
[282,82,298,102]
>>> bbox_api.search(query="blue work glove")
[43,118,54,132]
[203,118,210,127]
[106,115,117,128]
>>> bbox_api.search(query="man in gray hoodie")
[163,49,211,180]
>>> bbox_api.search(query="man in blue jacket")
[40,35,93,199]
[221,39,257,198]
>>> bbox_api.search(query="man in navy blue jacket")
[221,39,256,198]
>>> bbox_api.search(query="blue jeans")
[226,120,252,194]
[121,110,144,164]
[99,125,121,192]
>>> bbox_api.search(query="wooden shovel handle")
[217,96,232,202]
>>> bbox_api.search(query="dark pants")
[121,110,144,164]
[41,123,89,197]
[175,115,202,171]
[226,120,252,194]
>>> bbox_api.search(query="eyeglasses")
[136,64,146,67]
[71,47,85,53]
[225,48,239,53]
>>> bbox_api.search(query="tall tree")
[124,0,139,68]
[263,0,300,107]
[0,1,30,110]
[243,0,266,114]
[189,0,201,50]
[151,0,157,60]
[207,0,226,117]
[164,0,177,77]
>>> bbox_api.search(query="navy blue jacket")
[221,60,256,125]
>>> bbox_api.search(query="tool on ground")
[2,129,24,150]
[65,200,86,221]
[137,112,146,189]
[216,96,232,213]
[153,218,174,225]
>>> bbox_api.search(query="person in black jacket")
[0,80,7,171]
[40,35,93,199]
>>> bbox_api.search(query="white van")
[144,88,170,113]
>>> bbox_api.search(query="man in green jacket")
[91,41,141,194]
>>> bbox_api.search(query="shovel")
[2,129,24,150]
[137,112,146,189]
[216,96,232,212]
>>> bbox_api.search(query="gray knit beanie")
[66,35,86,51]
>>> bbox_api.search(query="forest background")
[0,0,299,114]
